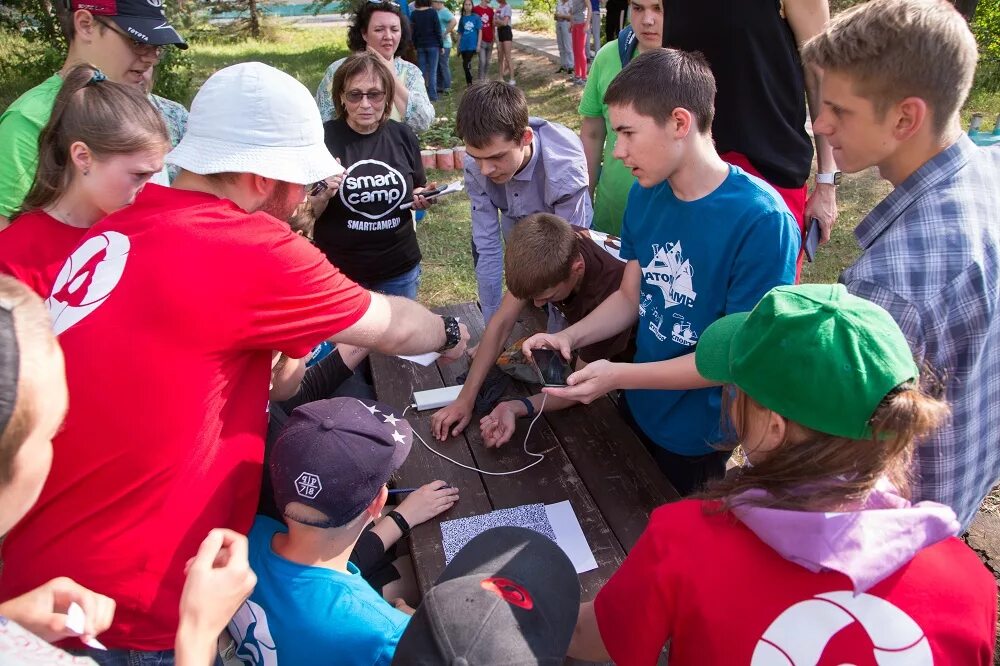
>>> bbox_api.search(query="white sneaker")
[508,78,516,85]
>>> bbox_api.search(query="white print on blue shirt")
[640,241,699,346]
[229,599,278,666]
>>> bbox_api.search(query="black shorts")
[497,25,513,42]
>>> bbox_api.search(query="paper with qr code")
[440,501,597,574]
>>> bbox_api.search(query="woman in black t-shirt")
[309,52,436,299]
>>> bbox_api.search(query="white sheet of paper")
[545,500,598,574]
[397,351,441,366]
[66,602,108,650]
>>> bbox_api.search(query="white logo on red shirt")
[47,232,130,336]
[751,591,932,665]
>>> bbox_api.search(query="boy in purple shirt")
[457,82,592,322]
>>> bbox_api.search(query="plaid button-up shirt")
[842,135,1000,530]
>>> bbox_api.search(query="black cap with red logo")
[392,527,581,665]
[68,0,187,48]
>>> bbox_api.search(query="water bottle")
[305,341,334,368]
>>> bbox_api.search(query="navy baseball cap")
[69,0,187,48]
[270,398,412,528]
[393,527,581,665]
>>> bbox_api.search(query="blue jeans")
[363,263,422,300]
[417,48,440,101]
[77,648,175,666]
[437,48,452,92]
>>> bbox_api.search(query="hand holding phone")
[531,348,575,387]
[804,217,821,263]
[400,181,465,210]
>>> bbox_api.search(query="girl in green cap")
[568,283,996,665]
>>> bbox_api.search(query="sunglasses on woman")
[344,90,387,104]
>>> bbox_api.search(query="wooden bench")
[371,301,680,606]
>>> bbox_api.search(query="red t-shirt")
[595,500,997,665]
[0,210,88,297]
[0,184,372,650]
[473,5,495,42]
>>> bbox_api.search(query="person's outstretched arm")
[332,292,469,359]
[431,292,524,440]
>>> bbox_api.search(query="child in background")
[495,0,514,85]
[410,0,444,102]
[0,64,169,297]
[569,284,997,664]
[554,0,575,75]
[230,398,459,666]
[472,0,495,80]
[457,0,483,85]
[568,0,589,85]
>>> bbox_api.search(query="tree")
[206,0,267,39]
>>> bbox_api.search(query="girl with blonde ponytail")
[570,283,997,665]
[0,63,168,297]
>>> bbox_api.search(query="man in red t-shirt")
[472,0,495,80]
[0,62,468,658]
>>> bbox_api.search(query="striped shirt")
[841,135,1000,530]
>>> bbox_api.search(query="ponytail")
[702,378,950,512]
[17,64,169,218]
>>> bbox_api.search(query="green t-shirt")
[578,41,633,236]
[0,74,63,219]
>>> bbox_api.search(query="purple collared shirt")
[463,117,592,322]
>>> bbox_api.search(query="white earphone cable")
[401,393,548,476]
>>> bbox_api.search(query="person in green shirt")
[0,0,186,226]
[578,0,662,235]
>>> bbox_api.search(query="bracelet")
[386,510,412,538]
[516,397,535,418]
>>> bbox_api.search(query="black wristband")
[386,510,412,538]
[516,397,535,418]
[437,315,461,353]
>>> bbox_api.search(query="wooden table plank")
[372,302,679,602]
[369,352,492,592]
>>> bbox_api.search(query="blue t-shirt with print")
[620,165,799,456]
[458,14,483,52]
[228,516,409,666]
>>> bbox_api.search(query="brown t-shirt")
[553,229,635,363]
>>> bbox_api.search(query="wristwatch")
[386,510,412,538]
[436,315,461,353]
[815,171,842,186]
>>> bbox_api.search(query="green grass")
[179,27,349,105]
[2,25,999,305]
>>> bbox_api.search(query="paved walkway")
[511,27,560,64]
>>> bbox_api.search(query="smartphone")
[399,181,463,209]
[531,348,574,387]
[804,217,822,263]
[308,180,329,197]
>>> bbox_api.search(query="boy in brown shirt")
[431,212,633,446]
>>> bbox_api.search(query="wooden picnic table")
[371,301,680,606]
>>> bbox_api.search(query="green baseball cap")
[695,284,919,439]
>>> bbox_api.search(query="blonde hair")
[702,380,950,511]
[801,0,978,136]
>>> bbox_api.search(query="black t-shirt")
[662,0,812,188]
[315,118,426,284]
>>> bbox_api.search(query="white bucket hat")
[166,62,342,185]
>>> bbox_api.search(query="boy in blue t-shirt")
[522,49,799,495]
[228,398,416,666]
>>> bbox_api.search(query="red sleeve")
[594,506,677,665]
[240,220,371,358]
